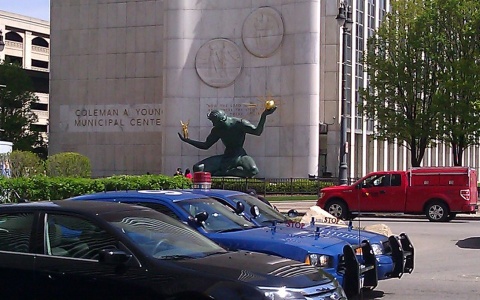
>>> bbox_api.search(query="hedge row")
[0,175,335,202]
[0,174,192,202]
[211,177,336,195]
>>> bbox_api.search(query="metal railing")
[209,177,340,197]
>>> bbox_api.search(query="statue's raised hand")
[178,132,188,142]
[263,106,277,116]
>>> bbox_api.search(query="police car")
[70,190,377,298]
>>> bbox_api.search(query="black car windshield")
[177,198,257,232]
[227,194,288,225]
[103,209,227,259]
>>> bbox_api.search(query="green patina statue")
[178,106,277,178]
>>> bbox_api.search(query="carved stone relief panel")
[242,7,284,58]
[195,38,243,88]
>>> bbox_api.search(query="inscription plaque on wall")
[205,101,280,124]
[195,39,243,88]
[242,7,284,58]
[61,104,162,132]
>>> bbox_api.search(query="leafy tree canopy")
[361,0,480,167]
[0,60,46,154]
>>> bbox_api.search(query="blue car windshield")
[104,209,227,259]
[177,198,257,232]
[227,194,288,225]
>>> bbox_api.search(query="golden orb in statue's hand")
[265,100,275,110]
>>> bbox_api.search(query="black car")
[0,200,347,300]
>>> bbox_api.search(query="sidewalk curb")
[278,211,480,221]
[271,201,480,221]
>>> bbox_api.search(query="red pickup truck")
[317,167,478,222]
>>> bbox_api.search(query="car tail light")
[460,189,470,201]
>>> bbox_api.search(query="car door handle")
[379,190,386,194]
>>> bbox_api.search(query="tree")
[361,0,440,167]
[431,0,480,165]
[9,150,45,178]
[45,152,92,178]
[362,0,480,167]
[0,60,46,153]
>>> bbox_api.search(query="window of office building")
[345,33,353,130]
[31,102,48,111]
[32,37,49,48]
[30,124,48,133]
[5,31,22,43]
[368,0,376,38]
[354,0,365,131]
[363,0,377,133]
[4,55,23,66]
[32,59,49,69]
[379,0,387,22]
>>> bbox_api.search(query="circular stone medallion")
[195,39,243,88]
[242,7,284,58]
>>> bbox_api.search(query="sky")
[0,0,50,21]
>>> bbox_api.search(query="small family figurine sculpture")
[180,120,189,139]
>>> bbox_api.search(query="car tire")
[425,201,449,222]
[325,200,349,220]
[446,212,457,222]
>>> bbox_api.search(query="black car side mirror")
[287,209,298,218]
[195,211,209,224]
[235,202,245,214]
[98,249,132,265]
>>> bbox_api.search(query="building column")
[23,31,32,69]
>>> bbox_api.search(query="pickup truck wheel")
[325,200,348,220]
[446,213,457,221]
[426,202,449,222]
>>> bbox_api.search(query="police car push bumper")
[389,233,414,278]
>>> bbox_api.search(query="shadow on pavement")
[350,289,386,300]
[456,237,480,249]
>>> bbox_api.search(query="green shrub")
[98,174,191,191]
[8,150,45,178]
[0,174,191,202]
[45,152,92,178]
[9,175,104,201]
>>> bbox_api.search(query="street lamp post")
[336,1,352,185]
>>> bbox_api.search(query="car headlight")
[371,243,384,255]
[261,287,306,300]
[260,285,347,300]
[318,192,325,199]
[305,254,333,268]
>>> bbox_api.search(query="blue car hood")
[206,226,347,254]
[308,224,388,245]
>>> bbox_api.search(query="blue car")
[188,188,415,282]
[69,190,378,298]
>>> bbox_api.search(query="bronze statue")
[180,120,189,139]
[178,104,276,178]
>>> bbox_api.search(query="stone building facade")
[49,0,321,178]
[48,0,480,179]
